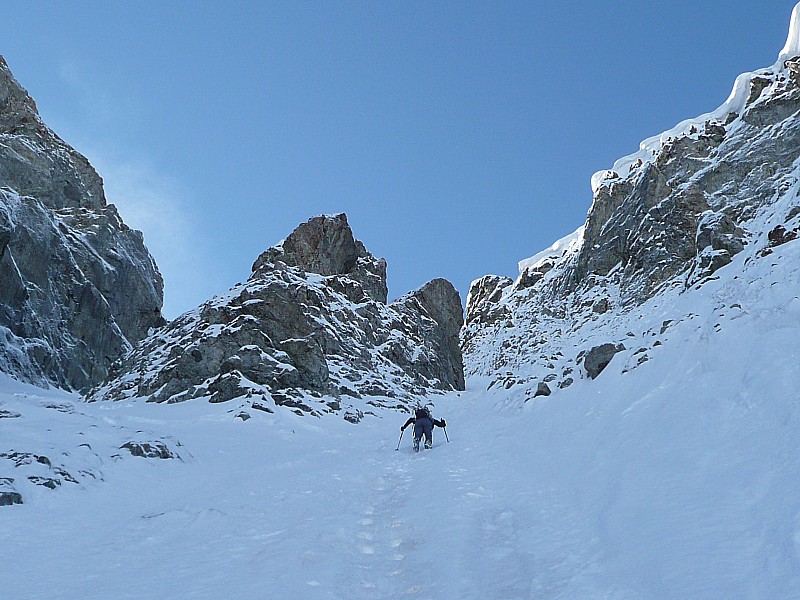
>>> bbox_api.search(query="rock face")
[90,214,464,417]
[0,56,164,391]
[463,22,800,390]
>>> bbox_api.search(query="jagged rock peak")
[0,55,105,211]
[91,215,464,419]
[252,213,388,304]
[395,278,466,391]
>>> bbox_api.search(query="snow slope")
[3,221,800,600]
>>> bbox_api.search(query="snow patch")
[518,225,584,273]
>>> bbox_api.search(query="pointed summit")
[252,213,388,304]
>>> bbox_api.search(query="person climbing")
[401,405,446,451]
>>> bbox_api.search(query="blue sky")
[2,1,797,318]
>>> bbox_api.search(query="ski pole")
[443,426,450,443]
[395,428,405,451]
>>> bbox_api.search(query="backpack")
[414,407,431,420]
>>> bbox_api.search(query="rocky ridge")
[463,9,800,393]
[90,214,464,421]
[0,56,164,391]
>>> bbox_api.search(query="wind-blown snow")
[518,225,584,274]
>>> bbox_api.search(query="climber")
[401,405,446,451]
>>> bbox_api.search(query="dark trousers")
[414,418,433,445]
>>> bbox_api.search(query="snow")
[779,2,800,62]
[518,225,584,274]
[3,221,800,599]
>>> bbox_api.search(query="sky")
[1,0,797,319]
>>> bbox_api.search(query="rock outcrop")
[90,214,464,418]
[0,56,164,391]
[464,12,800,390]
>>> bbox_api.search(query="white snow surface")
[3,214,800,599]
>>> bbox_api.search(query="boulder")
[584,343,625,379]
[534,382,551,397]
[121,442,177,460]
[0,491,22,506]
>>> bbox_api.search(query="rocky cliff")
[90,214,464,420]
[463,9,800,391]
[0,56,164,391]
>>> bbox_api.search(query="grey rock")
[534,382,551,397]
[693,211,745,279]
[462,275,513,361]
[28,476,60,489]
[394,278,465,392]
[252,214,388,303]
[517,261,553,290]
[344,408,365,424]
[0,491,22,506]
[767,224,798,248]
[584,343,625,379]
[465,275,512,327]
[592,298,610,314]
[90,214,465,417]
[0,56,164,391]
[121,442,176,460]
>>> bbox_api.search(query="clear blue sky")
[2,1,797,318]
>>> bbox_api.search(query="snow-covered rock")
[464,8,800,389]
[0,56,164,391]
[90,214,464,417]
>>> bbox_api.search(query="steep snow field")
[3,225,800,600]
[3,215,800,598]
